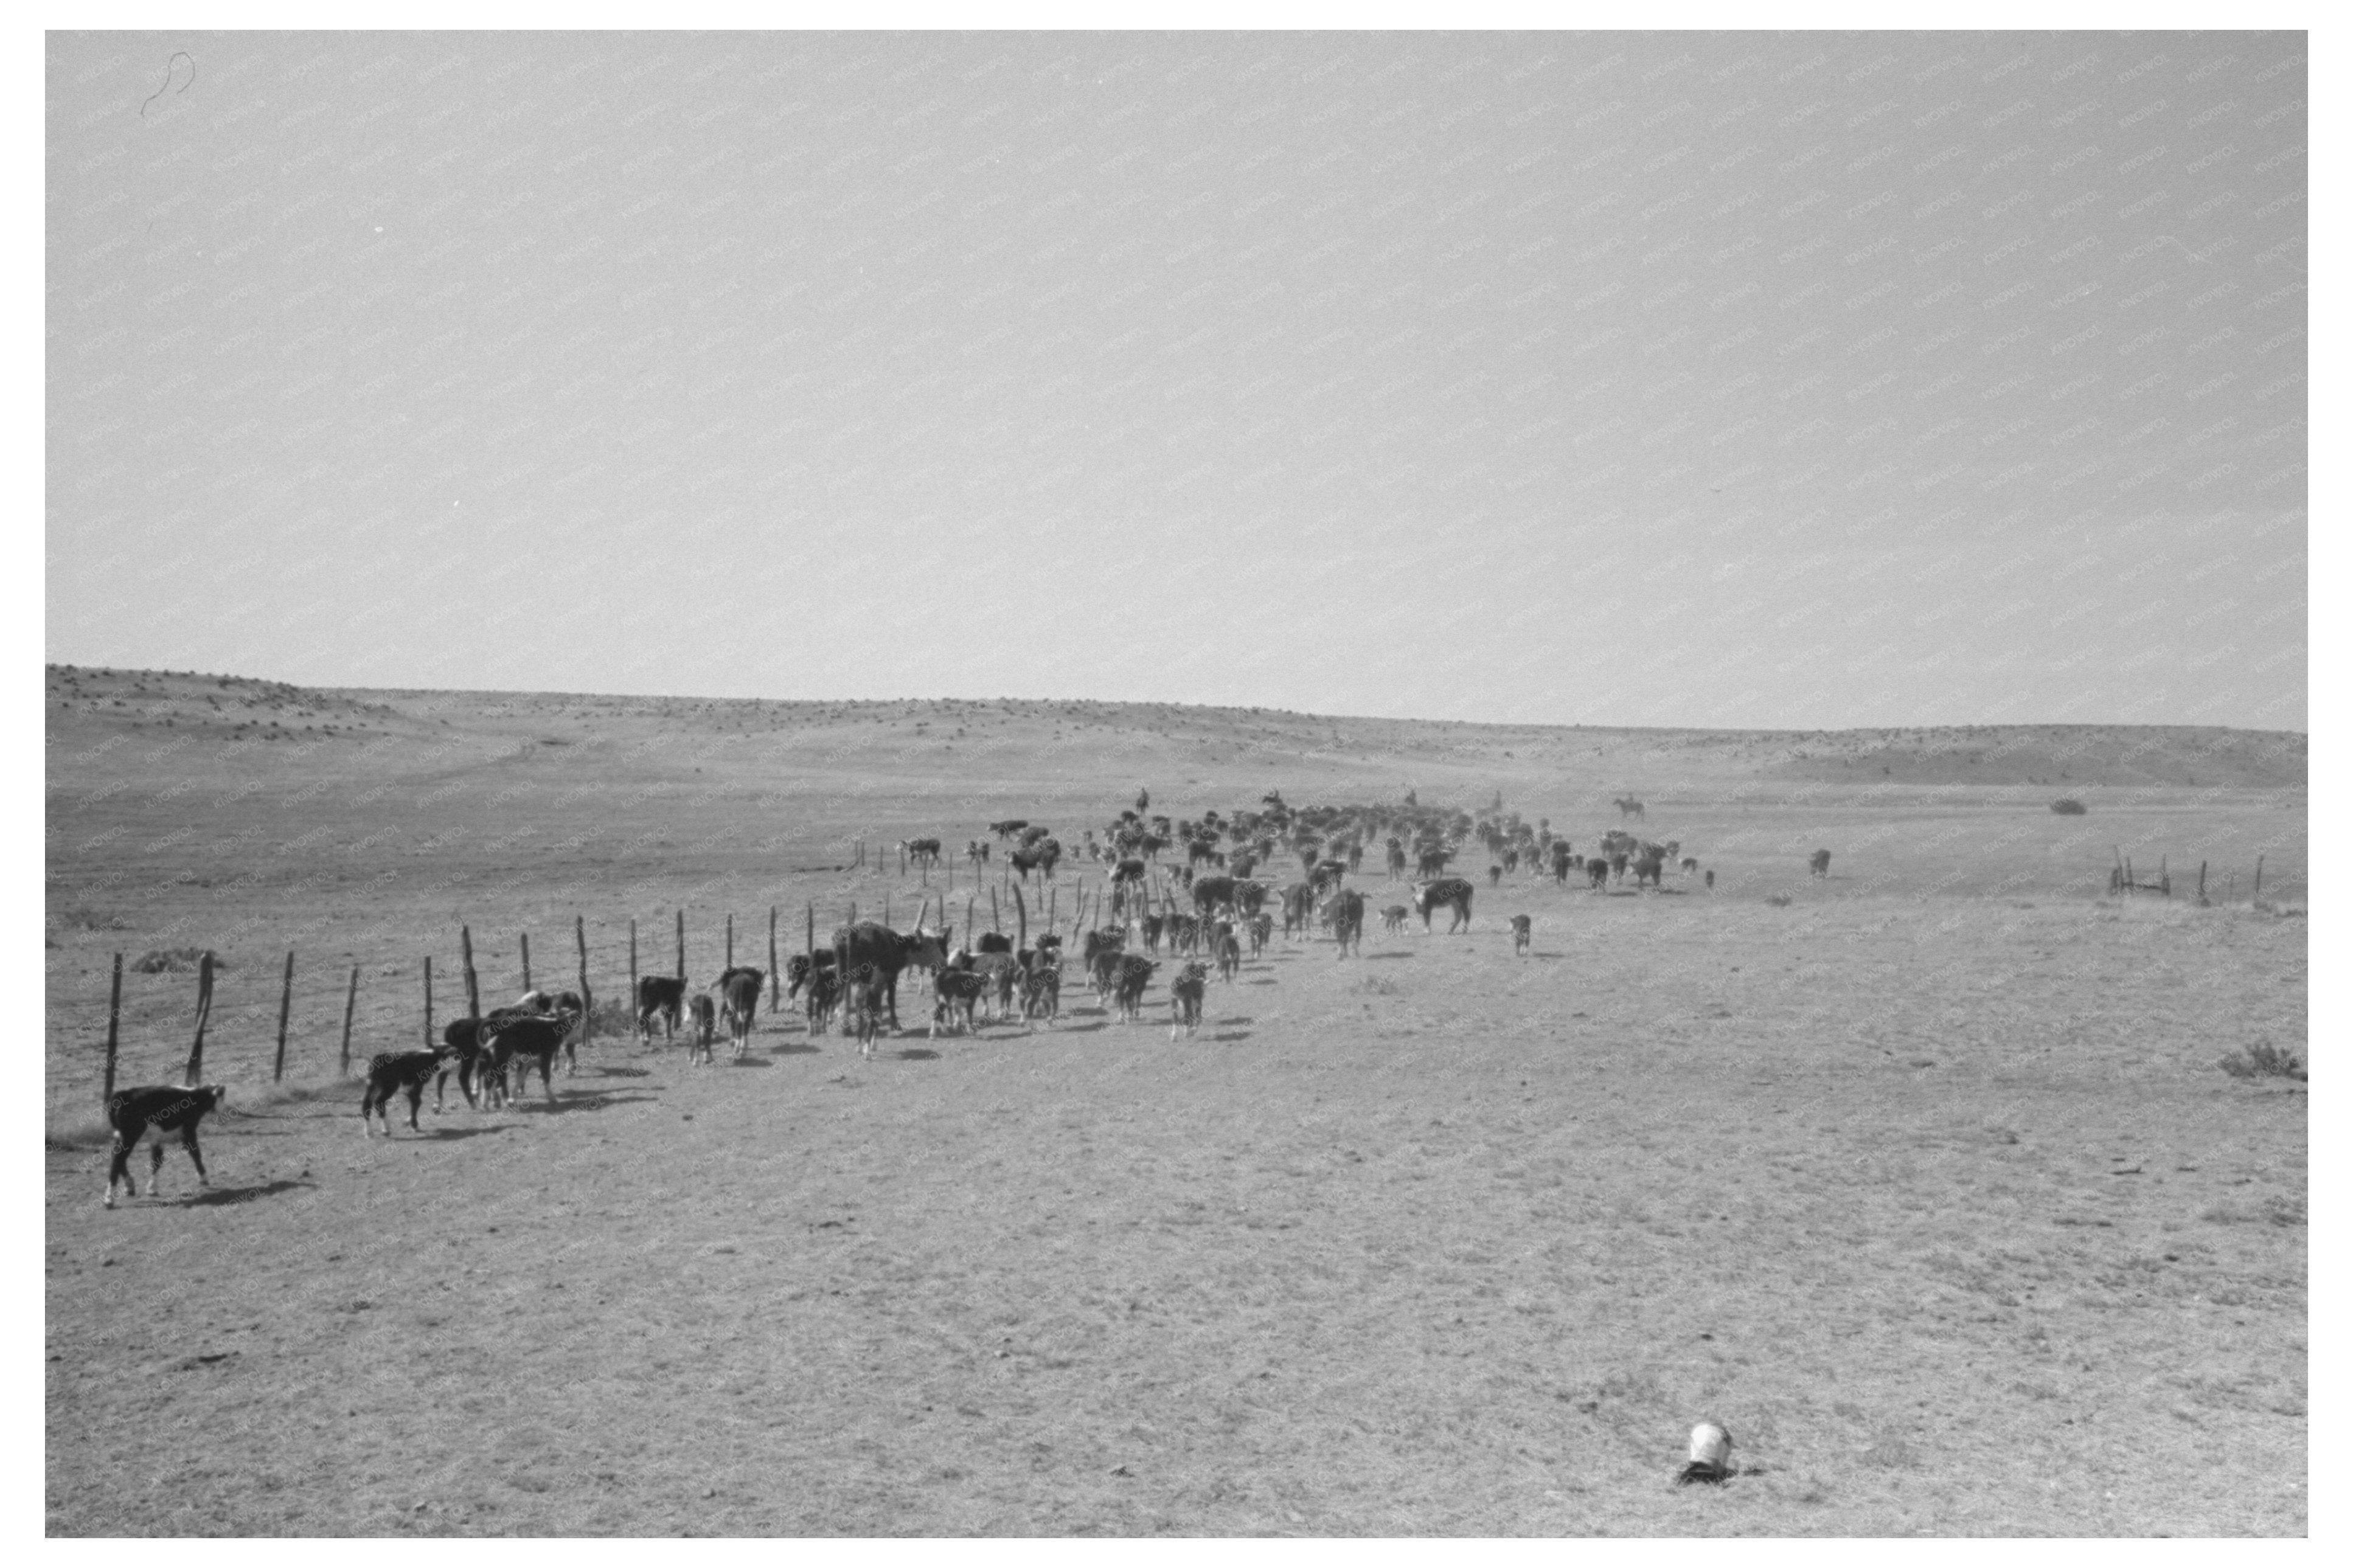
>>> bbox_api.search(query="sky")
[44,30,2307,730]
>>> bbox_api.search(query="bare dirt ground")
[45,667,2306,1535]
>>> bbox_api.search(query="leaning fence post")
[628,920,639,1036]
[2254,855,2265,898]
[101,952,122,1106]
[339,964,360,1077]
[2198,861,2208,903]
[520,931,532,993]
[575,915,593,1053]
[726,912,735,969]
[461,925,482,1027]
[423,956,434,1049]
[768,907,780,1011]
[184,952,215,1086]
[990,886,1000,933]
[676,910,686,982]
[272,949,295,1083]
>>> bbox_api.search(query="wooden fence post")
[676,911,686,982]
[1012,883,1027,951]
[2198,861,2208,903]
[805,903,815,959]
[520,932,532,993]
[461,925,481,1026]
[272,949,294,1083]
[990,887,999,933]
[628,920,639,1036]
[339,965,360,1077]
[184,952,215,1086]
[575,915,592,1050]
[102,952,122,1106]
[768,907,780,1010]
[883,892,891,930]
[423,956,433,1050]
[726,912,735,969]
[2254,855,2265,898]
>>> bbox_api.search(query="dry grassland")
[45,668,2305,1535]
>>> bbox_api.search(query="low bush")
[130,948,225,974]
[2219,1041,2306,1081]
[2051,798,2088,815]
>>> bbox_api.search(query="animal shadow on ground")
[423,1123,513,1141]
[511,1089,662,1117]
[1362,952,1415,961]
[729,1056,773,1068]
[176,1178,316,1208]
[1526,951,1569,959]
[889,1047,940,1061]
[1216,1017,1253,1026]
[766,1041,822,1056]
[1057,1021,1108,1033]
[1069,1005,1108,1017]
[1246,978,1279,985]
[1211,1031,1253,1042]
[586,1065,652,1078]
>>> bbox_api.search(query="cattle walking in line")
[686,995,718,1066]
[361,1049,454,1136]
[1330,889,1366,957]
[718,966,764,1061]
[103,1084,228,1207]
[1510,914,1532,956]
[1810,849,1832,878]
[637,976,687,1045]
[1169,962,1208,1039]
[1112,955,1156,1023]
[1413,877,1475,933]
[1381,904,1408,934]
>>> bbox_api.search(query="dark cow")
[975,932,1014,956]
[1023,963,1061,1028]
[1009,838,1061,882]
[1166,912,1200,954]
[1810,849,1832,878]
[831,917,953,1033]
[361,1049,453,1136]
[1215,930,1242,983]
[1386,838,1409,879]
[1587,858,1611,890]
[1487,865,1501,887]
[1191,874,1239,921]
[1416,845,1454,878]
[1610,852,1630,883]
[1635,852,1665,890]
[687,995,718,1066]
[1233,881,1270,917]
[1551,841,1576,883]
[1113,954,1156,1023]
[1140,914,1165,954]
[1082,926,1126,970]
[901,838,942,872]
[486,1014,570,1103]
[436,1016,492,1110]
[1246,912,1272,957]
[804,966,842,1035]
[1510,914,1532,956]
[1413,877,1475,933]
[719,966,764,1061]
[1168,962,1208,1039]
[103,1084,228,1207]
[1705,869,1716,890]
[1088,948,1125,1002]
[990,819,1029,840]
[637,975,687,1044]
[1330,889,1366,957]
[1681,856,1700,874]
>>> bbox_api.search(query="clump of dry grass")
[2219,1041,2305,1081]
[2050,798,2088,815]
[50,906,129,931]
[1764,893,1793,908]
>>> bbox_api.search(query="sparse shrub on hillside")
[2051,798,2088,815]
[131,947,223,974]
[51,907,128,931]
[2219,1041,2306,1082]
[1765,894,1792,907]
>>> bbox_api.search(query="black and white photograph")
[43,18,2309,1538]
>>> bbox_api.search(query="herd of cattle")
[97,787,1836,1205]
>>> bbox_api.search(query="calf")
[104,1084,228,1207]
[1330,890,1366,957]
[931,969,987,1036]
[1588,858,1611,891]
[1168,962,1208,1039]
[1705,869,1716,890]
[361,1049,453,1136]
[975,932,1013,956]
[1510,914,1532,956]
[686,994,718,1066]
[844,963,889,1060]
[1112,954,1156,1023]
[637,975,687,1044]
[1166,912,1200,954]
[1635,852,1664,890]
[436,1017,491,1111]
[804,966,842,1035]
[1488,864,1502,887]
[1141,913,1166,954]
[1246,912,1272,957]
[488,1015,571,1102]
[1022,963,1062,1029]
[1681,856,1699,874]
[1215,931,1242,983]
[785,951,836,999]
[1381,904,1408,934]
[1810,849,1832,878]
[718,966,764,1061]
